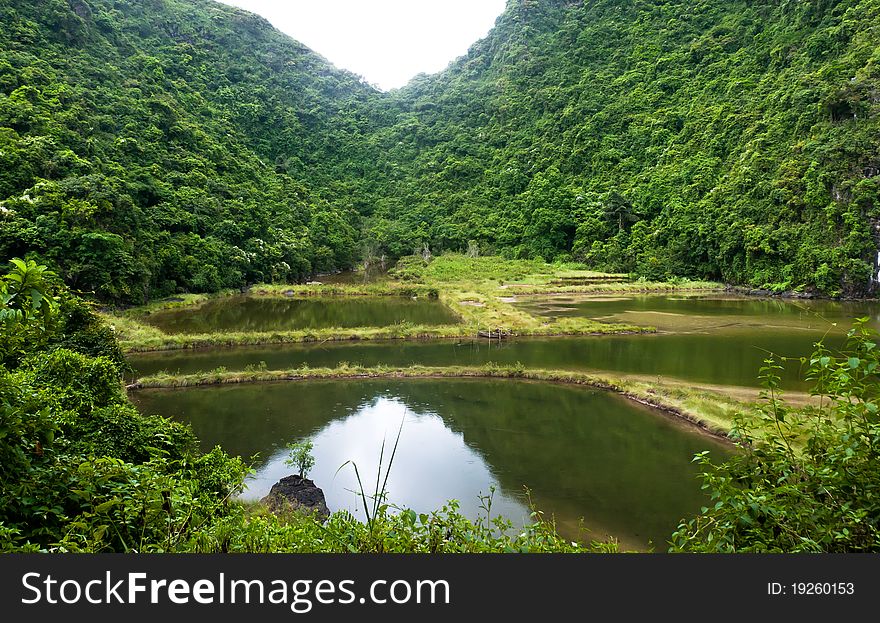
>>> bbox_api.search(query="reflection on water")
[126,293,879,550]
[245,396,529,531]
[130,331,838,390]
[142,296,460,334]
[131,379,732,551]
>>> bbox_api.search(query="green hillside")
[2,0,879,297]
[0,0,382,302]
[371,0,880,295]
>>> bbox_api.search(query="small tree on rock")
[285,440,315,479]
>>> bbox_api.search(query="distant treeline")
[1,0,878,300]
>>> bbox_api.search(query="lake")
[127,292,879,549]
[131,378,732,551]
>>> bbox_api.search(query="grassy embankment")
[130,363,745,440]
[106,255,724,352]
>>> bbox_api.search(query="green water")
[125,293,877,548]
[514,293,880,334]
[141,296,460,334]
[131,378,731,550]
[130,294,878,389]
[129,332,836,389]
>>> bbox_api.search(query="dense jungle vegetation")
[1,0,879,300]
[2,0,880,553]
[0,0,385,302]
[374,0,880,294]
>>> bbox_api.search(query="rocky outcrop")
[261,475,330,521]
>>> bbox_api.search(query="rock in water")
[261,475,330,521]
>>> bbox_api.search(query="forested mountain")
[372,0,880,295]
[0,0,383,301]
[2,0,879,299]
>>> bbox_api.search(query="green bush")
[284,440,315,479]
[672,320,880,552]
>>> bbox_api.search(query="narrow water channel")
[130,294,879,390]
[127,292,876,549]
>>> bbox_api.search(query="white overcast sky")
[216,0,508,90]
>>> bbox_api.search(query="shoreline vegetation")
[128,363,747,442]
[5,256,878,553]
[105,255,724,353]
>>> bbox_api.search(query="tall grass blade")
[372,437,386,526]
[334,460,373,530]
[378,415,406,517]
[334,412,407,538]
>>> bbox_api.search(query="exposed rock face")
[261,475,330,521]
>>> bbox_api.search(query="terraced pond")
[131,378,732,551]
[130,330,847,391]
[131,294,877,390]
[513,292,880,334]
[141,296,461,334]
[127,291,879,549]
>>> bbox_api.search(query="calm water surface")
[131,379,731,550]
[126,293,880,548]
[131,294,879,389]
[515,293,880,334]
[128,332,841,390]
[142,296,460,334]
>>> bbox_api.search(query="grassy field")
[106,255,724,352]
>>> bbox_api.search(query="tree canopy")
[1,0,879,298]
[0,0,381,302]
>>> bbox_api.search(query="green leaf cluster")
[672,319,880,552]
[0,258,615,553]
[369,0,880,295]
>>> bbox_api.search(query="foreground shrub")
[672,320,880,552]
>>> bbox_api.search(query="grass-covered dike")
[5,257,880,553]
[106,255,722,352]
[129,363,743,442]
